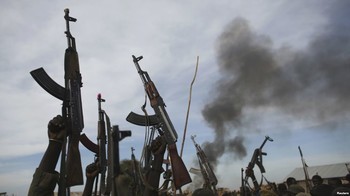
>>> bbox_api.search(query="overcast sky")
[1,1,350,195]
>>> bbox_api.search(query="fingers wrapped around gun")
[48,115,65,132]
[151,136,167,155]
[85,162,100,178]
[245,168,255,177]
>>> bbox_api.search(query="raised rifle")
[97,94,108,195]
[191,135,218,195]
[127,55,192,189]
[30,8,84,194]
[244,136,273,195]
[298,146,312,193]
[80,94,128,196]
[130,147,144,196]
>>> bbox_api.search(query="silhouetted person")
[331,173,350,196]
[344,174,350,188]
[328,178,342,189]
[28,115,66,196]
[310,174,334,196]
[286,177,305,196]
[277,183,290,196]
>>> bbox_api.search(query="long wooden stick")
[180,56,199,157]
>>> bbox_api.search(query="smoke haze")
[202,6,350,167]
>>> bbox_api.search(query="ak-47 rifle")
[97,94,108,195]
[243,136,273,195]
[30,8,84,194]
[191,135,218,195]
[127,55,192,189]
[298,146,312,193]
[80,94,131,196]
[130,147,144,196]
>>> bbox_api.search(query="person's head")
[312,175,323,186]
[286,177,297,186]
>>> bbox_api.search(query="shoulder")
[311,184,334,196]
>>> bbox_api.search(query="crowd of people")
[274,175,350,196]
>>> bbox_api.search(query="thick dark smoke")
[202,2,350,168]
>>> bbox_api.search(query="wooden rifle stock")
[168,143,192,189]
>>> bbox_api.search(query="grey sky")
[1,1,349,195]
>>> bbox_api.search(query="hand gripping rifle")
[191,135,218,194]
[127,55,192,189]
[30,8,84,192]
[243,136,273,195]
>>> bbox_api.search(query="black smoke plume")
[202,2,350,168]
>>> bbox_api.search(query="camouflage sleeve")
[28,168,59,196]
